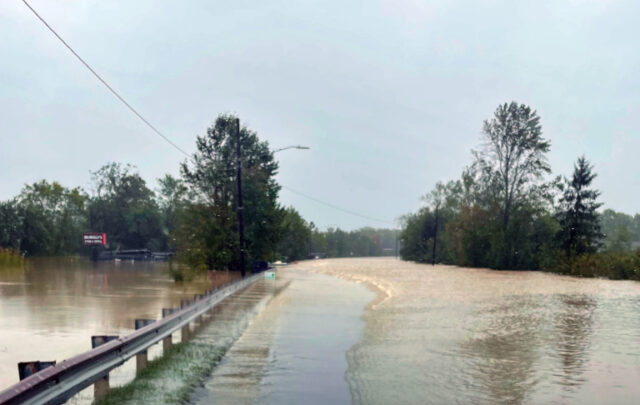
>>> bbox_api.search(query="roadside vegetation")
[400,101,640,280]
[0,114,397,275]
[95,342,226,405]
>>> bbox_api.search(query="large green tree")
[180,114,281,271]
[0,200,24,251]
[400,207,437,263]
[600,209,639,251]
[89,163,164,250]
[277,207,311,261]
[472,102,551,224]
[14,180,88,256]
[471,102,552,268]
[401,103,560,270]
[157,174,188,250]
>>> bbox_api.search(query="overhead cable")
[21,0,394,226]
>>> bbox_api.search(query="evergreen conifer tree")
[556,156,603,257]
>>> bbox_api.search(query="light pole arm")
[272,145,310,153]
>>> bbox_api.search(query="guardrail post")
[181,324,191,342]
[91,335,118,401]
[17,361,56,380]
[134,319,155,375]
[180,299,192,342]
[212,288,222,314]
[161,308,176,352]
[194,294,204,324]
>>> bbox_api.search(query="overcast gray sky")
[1,0,638,229]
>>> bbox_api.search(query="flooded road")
[191,270,374,405]
[305,258,640,404]
[0,257,239,390]
[3,257,640,404]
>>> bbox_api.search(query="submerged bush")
[0,247,25,268]
[168,259,205,282]
[549,249,640,280]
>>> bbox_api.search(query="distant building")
[308,252,327,259]
[97,249,173,261]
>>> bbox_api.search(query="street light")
[235,122,310,278]
[223,145,309,172]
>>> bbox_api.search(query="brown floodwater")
[0,257,239,391]
[304,258,640,404]
[3,257,640,404]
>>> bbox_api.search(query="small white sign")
[264,271,275,279]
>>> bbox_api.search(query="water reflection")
[462,298,542,404]
[4,257,640,404]
[554,295,595,391]
[0,257,239,388]
[306,258,640,405]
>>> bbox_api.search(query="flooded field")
[305,258,640,404]
[0,257,239,390]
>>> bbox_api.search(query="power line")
[21,0,191,158]
[21,0,394,226]
[281,185,394,225]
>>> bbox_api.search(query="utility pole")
[432,205,438,266]
[395,231,399,259]
[235,118,246,278]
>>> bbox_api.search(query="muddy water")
[4,257,640,404]
[0,257,239,390]
[306,258,640,405]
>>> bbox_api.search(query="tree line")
[0,114,397,274]
[400,102,640,280]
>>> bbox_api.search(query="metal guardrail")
[0,273,262,405]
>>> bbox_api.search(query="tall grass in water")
[549,249,640,280]
[0,247,25,269]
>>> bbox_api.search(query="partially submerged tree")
[89,163,164,250]
[401,103,560,269]
[277,207,311,261]
[607,225,632,252]
[600,209,639,251]
[0,200,22,250]
[16,180,88,255]
[157,174,188,250]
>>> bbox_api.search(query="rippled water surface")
[0,257,239,390]
[3,257,640,405]
[305,258,640,404]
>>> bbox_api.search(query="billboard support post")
[82,233,107,262]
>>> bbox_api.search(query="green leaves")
[276,207,311,261]
[556,156,603,257]
[401,102,568,270]
[178,114,281,271]
[89,163,164,251]
[4,180,90,256]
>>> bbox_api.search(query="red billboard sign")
[83,233,106,246]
